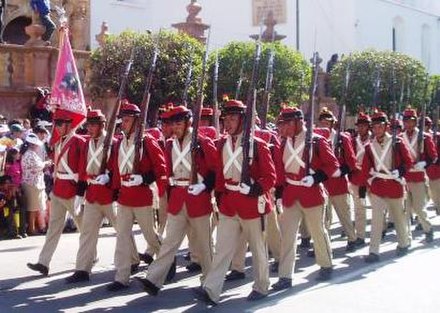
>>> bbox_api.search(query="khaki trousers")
[406,181,432,232]
[203,214,269,304]
[114,206,161,285]
[349,184,367,240]
[230,209,281,273]
[147,206,212,288]
[369,194,410,255]
[278,202,333,279]
[329,194,356,242]
[429,178,440,208]
[38,194,82,267]
[75,201,116,272]
[75,202,139,273]
[299,218,311,239]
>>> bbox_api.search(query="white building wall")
[90,0,440,73]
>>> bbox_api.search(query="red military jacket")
[79,135,116,205]
[111,133,167,207]
[215,134,276,219]
[255,128,283,184]
[362,134,413,198]
[349,134,371,186]
[199,126,218,140]
[165,130,218,218]
[52,134,86,199]
[426,132,440,180]
[401,130,437,182]
[323,131,357,196]
[277,131,340,209]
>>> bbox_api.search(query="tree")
[205,41,311,122]
[329,50,429,115]
[87,30,204,124]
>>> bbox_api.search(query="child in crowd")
[0,175,25,238]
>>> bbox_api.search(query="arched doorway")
[2,16,32,45]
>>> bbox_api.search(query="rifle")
[235,61,246,100]
[133,34,160,173]
[417,77,429,161]
[432,84,440,147]
[335,62,350,159]
[241,29,263,230]
[212,51,220,136]
[190,28,211,185]
[182,46,194,107]
[304,52,321,175]
[99,46,136,174]
[391,65,398,170]
[372,66,381,109]
[260,42,275,129]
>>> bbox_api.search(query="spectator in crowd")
[30,88,52,122]
[326,53,339,73]
[0,175,25,238]
[5,147,22,187]
[8,124,24,148]
[0,114,7,124]
[325,53,339,97]
[21,133,50,235]
[0,144,6,176]
[30,0,55,42]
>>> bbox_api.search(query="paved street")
[1,208,440,313]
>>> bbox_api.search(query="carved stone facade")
[172,0,210,43]
[0,1,91,118]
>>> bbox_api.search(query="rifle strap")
[284,137,305,171]
[402,130,418,160]
[223,136,243,176]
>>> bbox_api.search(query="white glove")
[73,196,84,216]
[276,198,284,214]
[94,173,110,185]
[188,183,206,196]
[331,168,342,178]
[239,183,251,195]
[301,175,314,187]
[414,161,427,171]
[391,169,400,180]
[126,174,143,187]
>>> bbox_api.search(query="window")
[392,16,405,52]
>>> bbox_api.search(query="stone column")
[24,11,48,47]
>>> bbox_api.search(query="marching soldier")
[426,118,440,215]
[199,107,218,139]
[65,109,138,283]
[349,112,372,245]
[106,102,167,291]
[193,100,276,304]
[272,107,339,290]
[401,107,436,242]
[27,109,86,276]
[184,106,217,273]
[362,110,412,262]
[139,105,217,295]
[226,121,283,280]
[139,104,175,268]
[318,107,358,251]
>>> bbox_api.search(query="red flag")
[50,28,87,145]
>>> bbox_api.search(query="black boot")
[299,237,311,249]
[27,263,48,276]
[225,270,245,281]
[65,271,89,284]
[137,277,160,296]
[186,262,202,273]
